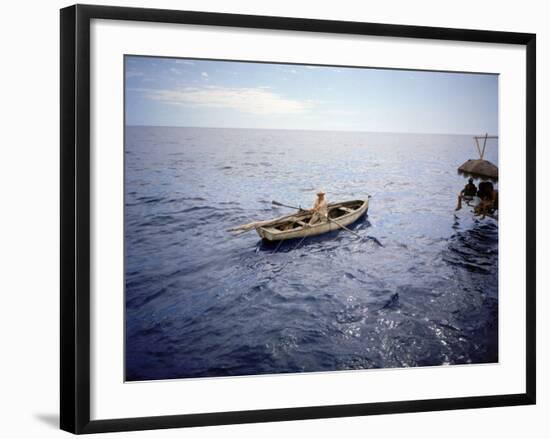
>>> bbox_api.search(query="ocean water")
[125,126,498,381]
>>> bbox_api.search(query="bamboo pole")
[481,132,488,159]
[475,137,482,159]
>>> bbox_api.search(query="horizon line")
[125,124,497,137]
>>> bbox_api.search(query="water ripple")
[125,127,499,381]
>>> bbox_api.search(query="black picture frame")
[60,4,536,434]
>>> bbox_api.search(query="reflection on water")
[125,127,498,380]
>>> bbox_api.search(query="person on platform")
[455,178,478,211]
[474,181,498,217]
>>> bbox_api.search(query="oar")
[328,218,362,239]
[271,200,362,239]
[271,200,305,211]
[227,211,298,233]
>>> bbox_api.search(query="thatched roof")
[457,159,498,181]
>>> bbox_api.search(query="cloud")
[126,70,144,78]
[175,60,195,65]
[137,86,314,115]
[277,66,299,74]
[201,72,208,78]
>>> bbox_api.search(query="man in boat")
[455,178,478,211]
[308,190,329,225]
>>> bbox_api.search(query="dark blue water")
[125,126,498,381]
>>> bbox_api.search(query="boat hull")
[256,199,369,241]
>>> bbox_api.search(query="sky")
[125,56,498,135]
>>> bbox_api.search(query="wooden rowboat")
[256,199,369,241]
